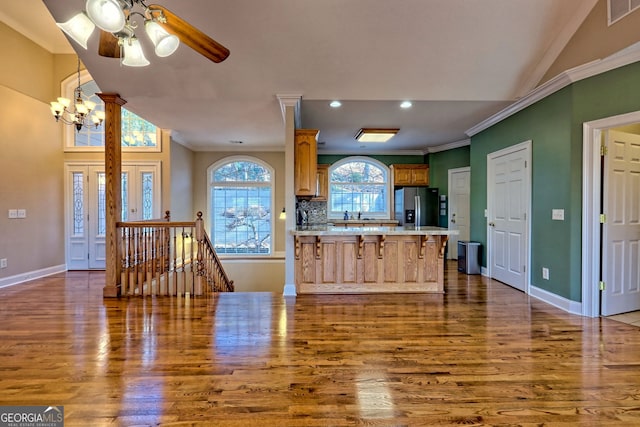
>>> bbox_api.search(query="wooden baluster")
[136,228,144,295]
[120,227,128,295]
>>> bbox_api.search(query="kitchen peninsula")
[291,226,457,294]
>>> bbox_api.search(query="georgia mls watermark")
[0,406,63,427]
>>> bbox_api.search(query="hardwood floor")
[1,262,640,426]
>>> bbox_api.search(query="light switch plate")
[552,209,564,220]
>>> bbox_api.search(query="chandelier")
[56,0,180,67]
[50,59,105,132]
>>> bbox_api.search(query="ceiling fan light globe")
[145,21,180,57]
[56,12,95,49]
[122,37,150,67]
[86,0,126,33]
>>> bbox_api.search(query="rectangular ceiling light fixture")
[354,128,399,143]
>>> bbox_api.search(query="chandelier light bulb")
[57,97,71,109]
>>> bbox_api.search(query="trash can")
[458,241,481,274]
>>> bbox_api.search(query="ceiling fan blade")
[98,30,121,58]
[148,4,230,63]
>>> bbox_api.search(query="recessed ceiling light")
[329,100,342,108]
[354,128,399,143]
[400,101,412,109]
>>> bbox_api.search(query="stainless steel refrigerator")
[394,187,439,226]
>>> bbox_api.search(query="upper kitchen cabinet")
[392,164,429,186]
[295,129,319,197]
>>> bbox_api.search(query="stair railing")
[117,211,233,296]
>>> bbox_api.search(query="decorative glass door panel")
[65,163,160,270]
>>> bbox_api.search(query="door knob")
[489,222,495,227]
[451,219,456,224]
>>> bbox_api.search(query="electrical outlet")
[552,209,564,220]
[542,267,549,280]
[8,209,17,219]
[0,259,7,269]
[17,209,26,218]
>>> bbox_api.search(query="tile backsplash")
[296,199,327,225]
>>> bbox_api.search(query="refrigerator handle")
[415,195,421,227]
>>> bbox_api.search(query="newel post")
[99,93,127,298]
[195,211,205,292]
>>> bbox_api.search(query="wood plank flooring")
[1,262,640,426]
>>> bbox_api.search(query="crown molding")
[188,144,285,152]
[466,41,640,137]
[426,138,470,154]
[318,149,427,156]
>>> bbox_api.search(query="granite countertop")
[331,219,399,225]
[291,225,458,236]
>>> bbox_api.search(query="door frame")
[447,166,471,260]
[63,160,162,270]
[582,110,640,317]
[486,140,532,292]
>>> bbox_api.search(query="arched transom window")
[62,71,159,151]
[328,157,390,219]
[208,157,274,255]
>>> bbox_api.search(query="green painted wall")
[469,60,640,302]
[428,146,470,226]
[317,154,424,166]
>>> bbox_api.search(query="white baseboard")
[529,284,583,316]
[283,283,297,296]
[0,264,67,289]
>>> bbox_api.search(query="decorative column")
[98,93,127,298]
[277,94,301,296]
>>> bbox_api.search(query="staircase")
[116,211,234,296]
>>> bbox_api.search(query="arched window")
[61,71,158,151]
[208,157,274,255]
[328,157,390,219]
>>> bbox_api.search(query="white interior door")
[65,162,160,270]
[487,141,530,292]
[602,130,640,315]
[447,167,470,260]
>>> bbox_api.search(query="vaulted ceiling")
[3,0,598,153]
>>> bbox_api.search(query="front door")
[65,162,160,270]
[601,130,640,315]
[487,141,530,292]
[447,167,470,260]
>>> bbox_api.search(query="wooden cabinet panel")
[412,166,429,185]
[295,129,318,196]
[312,164,329,200]
[394,167,413,186]
[341,242,358,283]
[294,233,447,293]
[392,164,430,186]
[403,240,419,282]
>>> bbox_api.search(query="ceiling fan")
[57,0,230,66]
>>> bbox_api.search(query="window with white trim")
[609,0,640,25]
[208,157,273,255]
[328,157,390,219]
[61,71,159,151]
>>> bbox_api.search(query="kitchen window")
[208,156,273,255]
[328,157,390,219]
